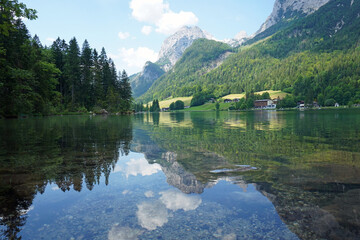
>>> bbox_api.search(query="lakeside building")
[254,99,276,109]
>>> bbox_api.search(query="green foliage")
[0,4,133,117]
[190,91,214,107]
[325,98,336,107]
[261,92,271,99]
[277,95,297,109]
[174,100,184,110]
[133,102,145,112]
[170,100,185,110]
[150,99,160,112]
[0,0,37,36]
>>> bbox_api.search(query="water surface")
[0,110,359,239]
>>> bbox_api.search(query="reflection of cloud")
[223,233,237,240]
[20,206,34,216]
[136,201,169,230]
[108,224,143,240]
[144,191,154,198]
[51,186,60,191]
[159,189,202,211]
[125,158,162,178]
[113,164,123,173]
[232,191,268,203]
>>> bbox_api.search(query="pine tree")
[80,39,93,109]
[51,38,67,101]
[64,37,81,108]
[92,49,104,106]
[119,70,132,111]
[99,47,112,96]
[109,59,117,89]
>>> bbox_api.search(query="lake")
[1,110,360,239]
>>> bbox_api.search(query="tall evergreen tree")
[119,70,132,111]
[51,38,67,101]
[109,58,117,89]
[92,49,104,106]
[80,39,93,109]
[64,37,81,108]
[99,47,111,96]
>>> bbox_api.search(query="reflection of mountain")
[131,128,214,194]
[161,152,216,194]
[134,111,360,240]
[256,181,360,239]
[0,116,133,239]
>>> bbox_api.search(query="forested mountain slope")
[139,0,360,105]
[139,39,233,102]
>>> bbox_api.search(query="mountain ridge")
[130,26,215,98]
[256,0,330,34]
[157,26,214,72]
[138,0,360,105]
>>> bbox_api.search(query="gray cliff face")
[157,26,214,71]
[130,61,165,98]
[257,0,330,34]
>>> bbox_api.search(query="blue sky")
[22,0,275,75]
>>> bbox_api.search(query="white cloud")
[130,0,167,24]
[46,37,56,43]
[159,189,202,211]
[119,47,158,69]
[130,0,198,35]
[155,11,198,35]
[118,31,130,40]
[109,46,158,74]
[141,25,153,35]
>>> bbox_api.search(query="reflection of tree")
[170,112,185,123]
[152,113,160,126]
[0,116,133,239]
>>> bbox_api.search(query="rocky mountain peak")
[222,30,249,47]
[257,0,330,34]
[157,26,214,71]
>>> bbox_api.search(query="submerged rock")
[99,109,108,115]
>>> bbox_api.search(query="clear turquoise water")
[1,110,359,239]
